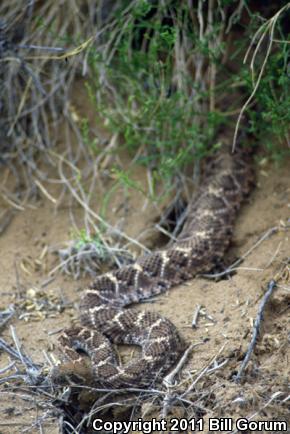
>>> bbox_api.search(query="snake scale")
[52,147,254,389]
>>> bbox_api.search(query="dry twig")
[235,280,277,382]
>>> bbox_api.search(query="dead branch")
[235,279,277,383]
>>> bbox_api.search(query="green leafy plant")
[244,44,289,161]
[86,1,234,187]
[233,5,290,160]
[86,0,289,191]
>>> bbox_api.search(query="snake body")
[52,148,254,388]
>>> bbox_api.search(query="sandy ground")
[0,133,289,433]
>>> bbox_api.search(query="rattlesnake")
[52,146,254,389]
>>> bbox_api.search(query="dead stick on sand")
[235,279,276,383]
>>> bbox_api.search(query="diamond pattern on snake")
[51,148,254,389]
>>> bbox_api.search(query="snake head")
[50,357,95,386]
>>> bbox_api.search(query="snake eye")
[71,340,89,357]
[74,346,88,357]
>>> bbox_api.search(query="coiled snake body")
[52,148,254,388]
